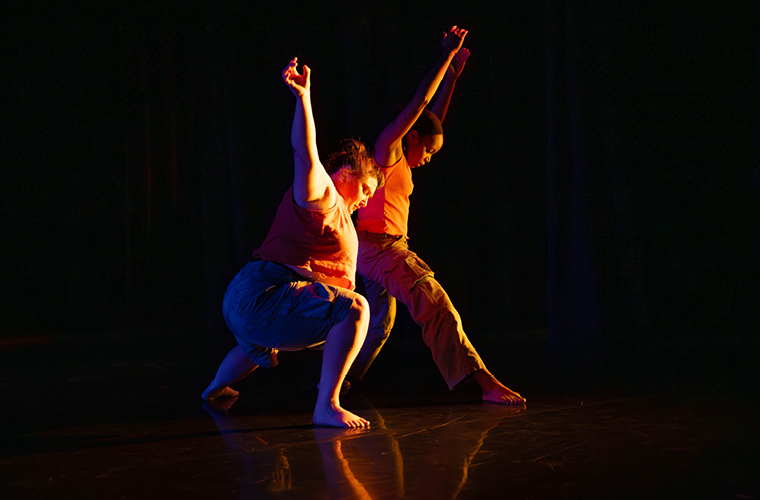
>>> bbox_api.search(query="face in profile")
[337,169,379,213]
[405,132,443,168]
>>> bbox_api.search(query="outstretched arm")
[282,57,336,211]
[429,47,470,123]
[374,26,468,167]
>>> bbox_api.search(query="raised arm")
[429,47,470,123]
[374,26,468,167]
[282,57,336,211]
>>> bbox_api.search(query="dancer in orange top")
[353,27,525,404]
[202,58,384,428]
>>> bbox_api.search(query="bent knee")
[347,294,370,322]
[349,292,369,310]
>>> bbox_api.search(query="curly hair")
[327,138,385,188]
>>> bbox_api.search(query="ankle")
[472,369,497,390]
[316,394,340,407]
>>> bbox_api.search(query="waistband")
[357,230,406,244]
[250,259,307,282]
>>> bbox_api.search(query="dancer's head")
[403,110,444,168]
[327,139,385,213]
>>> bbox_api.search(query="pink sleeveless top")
[356,155,413,238]
[253,187,357,290]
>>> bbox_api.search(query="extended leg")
[398,276,485,389]
[358,237,525,404]
[202,344,259,400]
[391,274,525,404]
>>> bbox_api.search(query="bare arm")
[374,26,468,167]
[429,47,470,123]
[282,57,336,211]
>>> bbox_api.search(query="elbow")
[412,85,433,106]
[407,95,431,118]
[416,93,433,108]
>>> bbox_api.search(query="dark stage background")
[3,1,759,356]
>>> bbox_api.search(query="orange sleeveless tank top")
[356,155,413,238]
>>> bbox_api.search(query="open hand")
[282,57,310,97]
[440,25,468,54]
[449,47,470,78]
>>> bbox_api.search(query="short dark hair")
[327,138,385,188]
[409,109,443,138]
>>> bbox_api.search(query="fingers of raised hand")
[282,57,299,81]
[454,47,470,68]
[442,26,467,51]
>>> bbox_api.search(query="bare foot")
[202,396,238,415]
[313,403,370,429]
[472,369,526,405]
[202,385,239,401]
[483,387,526,405]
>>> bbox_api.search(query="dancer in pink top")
[203,58,384,428]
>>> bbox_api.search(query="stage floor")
[1,329,758,499]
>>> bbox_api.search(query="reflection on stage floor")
[1,332,758,499]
